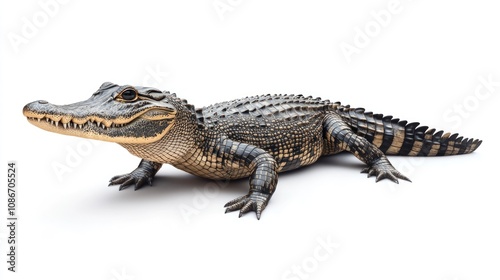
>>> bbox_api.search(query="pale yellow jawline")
[26,118,175,144]
[23,107,176,128]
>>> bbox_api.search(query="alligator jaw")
[23,105,176,144]
[25,115,128,130]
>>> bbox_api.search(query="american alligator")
[23,82,482,219]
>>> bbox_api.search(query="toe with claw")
[224,191,272,220]
[108,160,161,191]
[361,157,411,183]
[109,171,154,191]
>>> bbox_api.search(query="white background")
[1,1,499,279]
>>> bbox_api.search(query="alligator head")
[23,82,178,144]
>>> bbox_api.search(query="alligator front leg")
[109,159,163,190]
[216,138,278,219]
[324,114,410,183]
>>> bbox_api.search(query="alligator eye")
[120,89,138,101]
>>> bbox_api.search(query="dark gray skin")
[23,82,482,219]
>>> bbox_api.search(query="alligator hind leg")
[109,159,163,190]
[216,137,278,219]
[324,114,410,183]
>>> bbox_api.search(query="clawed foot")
[109,160,161,190]
[361,158,411,184]
[224,191,272,220]
[109,170,154,191]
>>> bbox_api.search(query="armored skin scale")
[23,82,482,219]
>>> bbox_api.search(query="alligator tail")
[333,103,482,156]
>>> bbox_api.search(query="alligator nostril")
[38,100,48,104]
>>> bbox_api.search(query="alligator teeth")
[31,116,121,130]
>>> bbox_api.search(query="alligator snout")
[23,100,53,118]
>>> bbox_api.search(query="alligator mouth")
[26,116,129,130]
[24,105,175,130]
[24,107,176,144]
